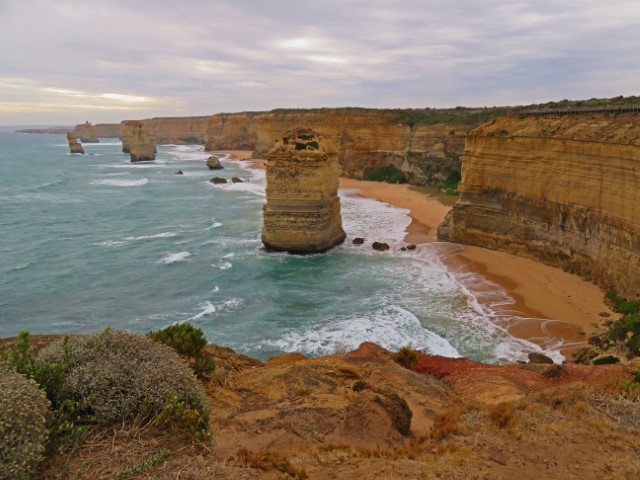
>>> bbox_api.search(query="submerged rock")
[262,128,346,253]
[210,177,227,184]
[206,156,223,169]
[175,170,184,175]
[406,244,417,250]
[231,177,243,183]
[66,132,84,154]
[352,237,365,245]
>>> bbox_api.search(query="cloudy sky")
[1,0,639,125]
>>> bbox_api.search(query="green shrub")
[391,346,419,369]
[147,323,206,358]
[363,165,407,184]
[374,392,413,435]
[147,323,215,377]
[592,355,621,365]
[0,362,50,479]
[38,329,209,437]
[605,292,640,315]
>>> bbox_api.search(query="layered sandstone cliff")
[120,116,209,152]
[76,121,99,143]
[66,132,84,154]
[126,121,156,162]
[205,109,488,185]
[262,128,346,253]
[438,112,640,298]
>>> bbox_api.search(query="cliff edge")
[438,111,640,298]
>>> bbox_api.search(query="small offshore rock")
[372,242,390,251]
[207,156,223,169]
[231,176,243,183]
[352,238,365,245]
[406,244,417,250]
[175,170,184,175]
[528,352,554,364]
[401,247,407,251]
[210,177,227,184]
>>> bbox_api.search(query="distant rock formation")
[127,121,156,162]
[262,128,346,253]
[66,132,84,154]
[77,121,99,143]
[206,156,223,169]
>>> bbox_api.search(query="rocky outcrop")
[126,121,156,162]
[438,112,640,298]
[66,132,84,154]
[262,128,346,253]
[76,121,99,143]
[206,156,223,169]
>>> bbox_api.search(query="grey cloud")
[0,0,639,124]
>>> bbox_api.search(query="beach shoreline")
[224,150,613,360]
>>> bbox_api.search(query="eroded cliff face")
[262,128,346,253]
[205,109,472,185]
[438,112,640,298]
[120,116,209,151]
[73,123,120,139]
[76,121,99,143]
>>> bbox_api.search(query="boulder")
[207,156,223,169]
[372,242,390,251]
[210,177,227,184]
[175,170,184,175]
[406,244,417,250]
[231,177,243,183]
[352,238,365,245]
[66,132,84,154]
[527,352,554,364]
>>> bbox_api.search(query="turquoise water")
[0,128,563,362]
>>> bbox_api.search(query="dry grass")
[235,448,308,479]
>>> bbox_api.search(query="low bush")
[363,165,407,184]
[38,329,209,438]
[147,323,215,377]
[391,346,419,369]
[0,362,50,479]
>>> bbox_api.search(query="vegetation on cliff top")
[526,94,640,110]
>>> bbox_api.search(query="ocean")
[0,128,564,363]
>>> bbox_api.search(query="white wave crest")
[92,178,148,187]
[158,251,191,264]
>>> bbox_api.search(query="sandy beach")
[225,151,613,359]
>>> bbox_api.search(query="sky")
[1,0,639,125]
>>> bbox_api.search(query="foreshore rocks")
[66,132,84,154]
[206,156,223,169]
[262,128,346,253]
[438,112,640,299]
[126,121,156,162]
[77,121,99,143]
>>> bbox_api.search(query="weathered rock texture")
[205,109,478,185]
[438,112,640,298]
[66,132,84,154]
[262,128,346,253]
[76,121,99,143]
[126,121,156,162]
[120,116,209,152]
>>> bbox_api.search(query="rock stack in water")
[262,128,346,253]
[66,132,84,154]
[128,121,156,162]
[78,121,99,143]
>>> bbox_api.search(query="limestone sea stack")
[206,156,223,169]
[262,128,346,253]
[77,121,99,143]
[66,132,84,154]
[128,121,156,162]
